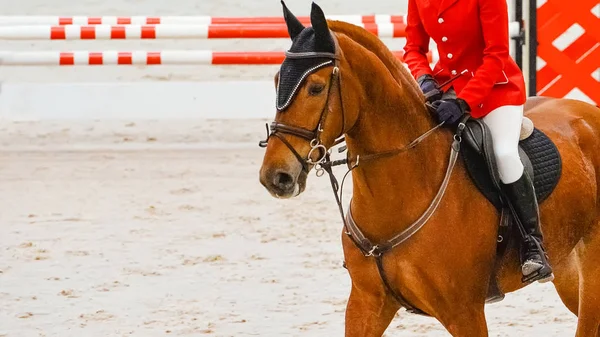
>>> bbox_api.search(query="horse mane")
[327,20,425,101]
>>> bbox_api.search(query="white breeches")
[481,105,525,184]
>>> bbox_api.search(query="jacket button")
[442,36,448,42]
[438,17,444,23]
[447,53,453,59]
[451,70,457,75]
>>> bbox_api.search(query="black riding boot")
[502,171,555,284]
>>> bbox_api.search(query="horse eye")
[308,84,325,96]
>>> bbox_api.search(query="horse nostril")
[273,171,295,190]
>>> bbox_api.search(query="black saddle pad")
[461,126,562,210]
[520,128,563,200]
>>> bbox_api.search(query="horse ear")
[310,2,335,52]
[281,0,305,40]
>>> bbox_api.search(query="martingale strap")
[344,136,462,257]
[321,116,469,316]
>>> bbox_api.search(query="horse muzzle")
[259,166,307,199]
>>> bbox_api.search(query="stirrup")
[521,238,554,284]
[522,265,554,284]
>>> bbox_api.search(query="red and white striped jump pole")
[0,15,406,26]
[0,23,407,40]
[0,50,434,66]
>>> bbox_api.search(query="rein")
[259,40,468,315]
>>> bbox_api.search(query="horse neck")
[343,62,452,239]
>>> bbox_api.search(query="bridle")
[258,31,469,316]
[258,48,345,176]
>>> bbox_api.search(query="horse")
[258,2,600,336]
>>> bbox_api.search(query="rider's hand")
[431,98,470,125]
[417,74,443,103]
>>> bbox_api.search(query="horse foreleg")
[344,284,400,337]
[575,274,600,337]
[575,228,600,337]
[438,306,489,337]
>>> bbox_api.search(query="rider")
[403,0,554,283]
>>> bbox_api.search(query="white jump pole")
[0,14,407,26]
[0,22,520,40]
[0,23,409,40]
[0,50,432,66]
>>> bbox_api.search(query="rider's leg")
[481,104,554,284]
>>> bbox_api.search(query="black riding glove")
[431,98,470,126]
[417,74,443,103]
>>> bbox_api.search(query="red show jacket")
[403,0,527,118]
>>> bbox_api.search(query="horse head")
[259,1,367,198]
[259,1,431,199]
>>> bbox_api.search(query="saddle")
[460,116,562,303]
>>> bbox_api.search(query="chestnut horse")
[258,2,600,336]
